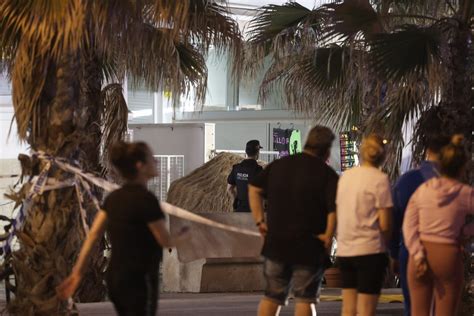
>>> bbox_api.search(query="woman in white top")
[336,134,393,316]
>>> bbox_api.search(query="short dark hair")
[304,125,335,158]
[110,141,150,180]
[439,135,467,178]
[246,148,259,156]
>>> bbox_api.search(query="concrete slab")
[163,213,264,292]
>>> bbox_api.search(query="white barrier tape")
[160,202,260,237]
[43,178,76,192]
[54,159,119,192]
[43,153,261,237]
[1,151,261,254]
[32,161,51,195]
[77,177,102,213]
[74,179,89,234]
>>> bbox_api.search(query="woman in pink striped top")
[402,135,473,316]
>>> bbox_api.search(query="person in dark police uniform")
[227,140,263,212]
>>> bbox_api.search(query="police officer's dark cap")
[245,140,263,155]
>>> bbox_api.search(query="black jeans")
[106,269,158,316]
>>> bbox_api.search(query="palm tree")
[0,1,241,314]
[245,0,472,179]
[246,1,472,314]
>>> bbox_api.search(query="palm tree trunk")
[9,53,106,315]
[74,53,108,303]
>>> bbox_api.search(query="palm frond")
[174,41,208,106]
[121,22,207,107]
[247,2,316,48]
[88,1,228,108]
[363,83,425,179]
[181,0,243,77]
[186,1,241,49]
[374,0,454,18]
[260,45,364,130]
[322,0,382,42]
[10,41,50,140]
[369,25,442,81]
[0,0,86,59]
[245,2,324,74]
[152,0,192,35]
[101,83,128,170]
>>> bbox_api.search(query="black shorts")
[338,253,388,295]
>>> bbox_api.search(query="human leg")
[294,302,316,316]
[354,254,388,316]
[260,259,291,316]
[291,265,324,316]
[407,256,433,316]
[356,293,378,316]
[106,270,158,316]
[258,298,282,316]
[424,242,463,316]
[341,289,357,316]
[338,257,358,316]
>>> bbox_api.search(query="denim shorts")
[263,258,325,305]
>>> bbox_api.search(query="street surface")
[77,289,404,315]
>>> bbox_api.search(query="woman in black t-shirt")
[57,142,188,315]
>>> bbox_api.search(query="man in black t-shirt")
[227,140,263,212]
[249,126,338,316]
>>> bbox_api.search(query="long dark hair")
[109,141,150,180]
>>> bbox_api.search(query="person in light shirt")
[403,135,473,316]
[336,134,393,316]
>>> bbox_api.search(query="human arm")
[318,170,338,249]
[374,176,394,245]
[227,184,237,198]
[462,188,474,237]
[249,164,271,237]
[249,184,267,236]
[378,207,393,245]
[147,219,189,248]
[402,192,427,277]
[318,212,336,249]
[226,167,237,198]
[56,210,108,299]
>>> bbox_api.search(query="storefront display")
[273,128,302,157]
[339,131,359,171]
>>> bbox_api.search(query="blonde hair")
[440,134,467,178]
[360,134,386,167]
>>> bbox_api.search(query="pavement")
[0,282,403,315]
[76,289,404,316]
